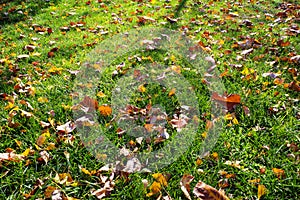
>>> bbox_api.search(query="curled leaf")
[180,174,194,200]
[193,181,229,200]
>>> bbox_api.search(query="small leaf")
[152,173,168,186]
[146,181,162,197]
[98,105,112,116]
[258,184,267,199]
[180,174,194,200]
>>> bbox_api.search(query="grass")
[0,0,299,199]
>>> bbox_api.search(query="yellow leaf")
[211,152,219,160]
[45,143,56,150]
[170,55,176,62]
[258,184,267,199]
[97,91,106,98]
[201,132,207,138]
[48,66,63,74]
[152,173,168,186]
[38,97,48,103]
[21,148,30,157]
[171,65,181,74]
[224,114,233,120]
[168,88,176,96]
[248,178,260,184]
[232,117,239,125]
[62,104,71,110]
[138,84,146,93]
[241,67,250,75]
[4,102,14,110]
[81,168,91,175]
[15,140,22,147]
[42,129,51,137]
[48,117,55,126]
[196,158,203,166]
[219,39,225,45]
[146,181,161,197]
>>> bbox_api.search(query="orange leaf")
[212,92,241,111]
[98,105,112,116]
[168,88,176,96]
[272,168,285,179]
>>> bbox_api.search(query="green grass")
[0,0,299,199]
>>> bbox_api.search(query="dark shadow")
[0,0,59,26]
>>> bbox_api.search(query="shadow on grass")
[0,0,59,26]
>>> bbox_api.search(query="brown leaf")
[277,39,290,47]
[180,174,194,200]
[0,152,24,162]
[79,96,99,112]
[56,121,76,133]
[288,81,300,92]
[193,181,230,200]
[44,186,57,198]
[47,51,55,58]
[38,150,50,164]
[36,135,46,146]
[212,92,241,111]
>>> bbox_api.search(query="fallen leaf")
[212,92,241,111]
[17,54,30,59]
[79,96,99,113]
[0,152,24,162]
[272,168,285,179]
[44,186,57,198]
[153,173,168,187]
[147,181,162,197]
[258,184,267,199]
[180,174,194,200]
[168,88,176,96]
[98,105,112,116]
[38,150,49,164]
[36,135,46,146]
[56,121,76,133]
[193,181,230,200]
[288,81,300,92]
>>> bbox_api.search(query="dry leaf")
[258,184,267,199]
[193,181,230,200]
[272,168,285,179]
[212,92,241,111]
[56,121,76,133]
[0,152,24,162]
[180,174,194,200]
[147,181,162,197]
[153,173,168,186]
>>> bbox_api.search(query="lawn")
[0,0,299,199]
